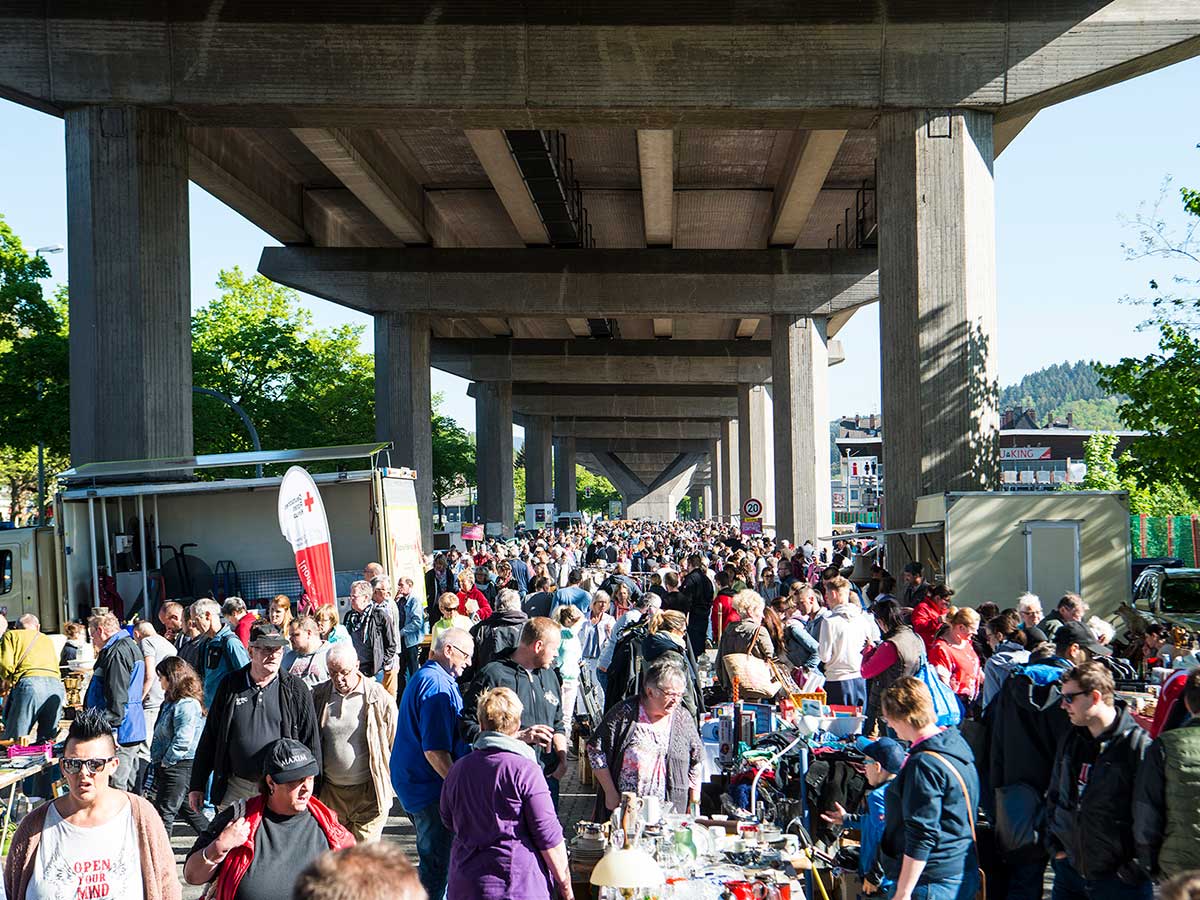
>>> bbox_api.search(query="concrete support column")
[772,316,832,548]
[475,382,515,537]
[687,487,703,520]
[878,109,999,563]
[554,437,578,513]
[702,484,713,521]
[719,419,739,519]
[524,416,553,505]
[375,312,432,550]
[66,106,191,464]
[737,385,775,527]
[708,440,723,520]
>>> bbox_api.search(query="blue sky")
[2,55,1197,434]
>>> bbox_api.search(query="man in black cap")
[189,622,322,811]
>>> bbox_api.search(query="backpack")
[915,649,962,727]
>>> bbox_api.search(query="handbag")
[915,651,962,727]
[926,752,987,900]
[721,625,782,700]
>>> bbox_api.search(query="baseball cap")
[856,736,906,774]
[249,621,288,649]
[1053,621,1111,657]
[262,738,320,782]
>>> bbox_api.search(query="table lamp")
[590,793,665,894]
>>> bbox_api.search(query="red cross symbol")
[304,492,315,512]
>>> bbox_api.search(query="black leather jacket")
[1046,701,1150,881]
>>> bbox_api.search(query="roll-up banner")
[278,466,337,608]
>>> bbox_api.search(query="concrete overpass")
[6,2,1200,544]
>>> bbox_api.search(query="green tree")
[1060,432,1200,515]
[191,268,375,462]
[1097,165,1200,503]
[576,466,619,515]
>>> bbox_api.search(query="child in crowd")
[821,736,906,896]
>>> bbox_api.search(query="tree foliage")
[576,466,619,515]
[998,360,1124,429]
[1096,157,1200,507]
[1060,432,1200,515]
[191,268,375,463]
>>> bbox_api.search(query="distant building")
[831,408,1145,511]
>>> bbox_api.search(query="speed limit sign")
[742,497,763,518]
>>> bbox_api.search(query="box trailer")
[835,492,1132,618]
[0,444,426,628]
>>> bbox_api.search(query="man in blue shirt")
[192,597,250,709]
[554,568,592,613]
[391,627,474,900]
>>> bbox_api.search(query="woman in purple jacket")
[440,687,574,900]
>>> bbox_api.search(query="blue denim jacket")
[149,697,205,767]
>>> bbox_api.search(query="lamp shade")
[589,846,665,888]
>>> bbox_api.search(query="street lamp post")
[33,245,62,527]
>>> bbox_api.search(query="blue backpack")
[915,650,962,727]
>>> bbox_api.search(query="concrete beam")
[539,419,722,441]
[637,130,674,246]
[437,353,771,385]
[509,395,739,420]
[435,338,771,358]
[574,438,713,454]
[292,128,429,244]
[652,318,674,339]
[188,128,306,244]
[995,111,1037,157]
[770,131,847,247]
[735,318,761,339]
[258,247,879,317]
[465,130,549,245]
[7,7,1200,127]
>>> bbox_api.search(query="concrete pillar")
[737,385,775,527]
[719,418,739,519]
[66,106,191,464]
[878,109,999,563]
[475,382,515,537]
[709,440,723,520]
[523,416,553,505]
[687,487,703,520]
[772,316,832,548]
[554,436,578,513]
[375,312,432,550]
[703,484,713,521]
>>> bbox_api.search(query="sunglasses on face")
[61,756,116,776]
[1060,690,1088,705]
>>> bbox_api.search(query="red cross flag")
[278,466,337,608]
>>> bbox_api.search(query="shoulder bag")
[720,625,781,701]
[925,751,986,900]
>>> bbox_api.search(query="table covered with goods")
[570,683,874,900]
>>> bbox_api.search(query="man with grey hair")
[345,579,394,679]
[1017,592,1044,633]
[469,587,528,670]
[371,574,402,699]
[391,627,474,900]
[193,597,249,708]
[312,640,397,842]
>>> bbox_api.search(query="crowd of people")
[0,518,1197,900]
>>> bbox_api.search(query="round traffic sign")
[742,497,763,518]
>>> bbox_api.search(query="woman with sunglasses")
[4,707,180,899]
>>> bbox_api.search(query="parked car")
[1132,556,1184,587]
[1132,565,1200,634]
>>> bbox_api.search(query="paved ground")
[175,756,596,899]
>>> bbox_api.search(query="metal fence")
[1130,515,1200,564]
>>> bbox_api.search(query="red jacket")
[458,586,493,620]
[215,795,354,900]
[711,591,740,642]
[233,613,256,649]
[911,599,946,652]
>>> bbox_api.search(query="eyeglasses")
[652,687,685,702]
[1061,690,1089,705]
[445,644,472,660]
[61,756,116,775]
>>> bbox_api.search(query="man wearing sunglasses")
[1046,661,1151,900]
[390,627,474,900]
[3,708,178,899]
